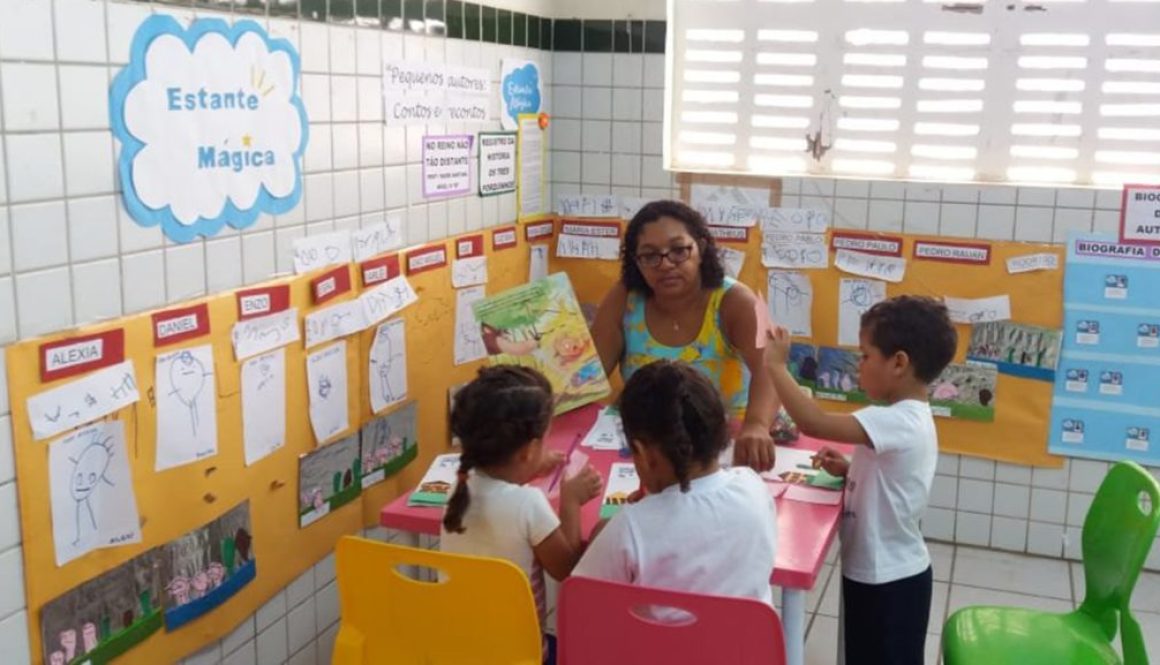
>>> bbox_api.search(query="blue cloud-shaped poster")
[110,15,309,244]
[500,59,542,131]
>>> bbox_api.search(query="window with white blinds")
[665,0,1160,187]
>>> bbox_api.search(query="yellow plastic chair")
[332,536,543,665]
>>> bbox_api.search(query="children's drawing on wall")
[359,401,419,488]
[928,363,998,422]
[49,421,142,566]
[40,548,163,665]
[369,319,408,414]
[159,501,255,631]
[155,345,219,471]
[838,278,886,347]
[815,347,867,403]
[241,348,286,466]
[767,270,813,337]
[967,321,1062,382]
[307,341,350,444]
[788,343,819,392]
[472,273,611,415]
[298,434,362,527]
[454,285,487,365]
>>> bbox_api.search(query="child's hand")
[812,447,850,477]
[534,450,566,479]
[562,465,602,506]
[763,326,792,371]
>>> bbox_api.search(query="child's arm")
[533,465,602,581]
[764,327,873,447]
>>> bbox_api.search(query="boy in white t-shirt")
[763,296,956,665]
[573,360,778,607]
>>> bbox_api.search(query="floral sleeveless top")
[621,277,750,418]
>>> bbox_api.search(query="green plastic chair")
[943,461,1160,665]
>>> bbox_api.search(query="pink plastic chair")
[557,577,786,665]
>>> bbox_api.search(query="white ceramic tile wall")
[545,49,1160,579]
[0,0,551,663]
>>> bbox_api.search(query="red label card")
[559,221,622,237]
[311,266,352,305]
[40,329,125,382]
[406,244,449,275]
[492,226,518,250]
[831,231,904,257]
[361,254,401,286]
[525,221,555,241]
[456,234,484,259]
[236,284,291,320]
[709,225,749,244]
[913,240,992,265]
[152,303,211,347]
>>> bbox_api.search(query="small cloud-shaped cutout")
[502,63,542,127]
[110,16,308,244]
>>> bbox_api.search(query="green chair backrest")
[1079,460,1160,663]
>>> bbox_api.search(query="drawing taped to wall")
[928,363,998,422]
[155,345,219,471]
[359,401,419,489]
[158,501,255,631]
[814,347,867,403]
[298,434,362,527]
[967,320,1062,382]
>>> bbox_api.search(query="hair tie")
[456,469,469,483]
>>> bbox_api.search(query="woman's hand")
[812,447,850,477]
[734,422,776,472]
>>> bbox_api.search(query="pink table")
[380,403,850,665]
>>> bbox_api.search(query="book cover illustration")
[408,453,462,507]
[472,273,611,415]
[600,463,640,519]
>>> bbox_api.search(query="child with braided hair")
[573,360,777,606]
[440,365,602,663]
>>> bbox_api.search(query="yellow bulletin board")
[7,226,536,664]
[547,215,1066,469]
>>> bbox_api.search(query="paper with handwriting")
[720,247,745,279]
[352,219,404,262]
[768,271,814,337]
[835,249,907,283]
[556,234,621,260]
[529,244,549,281]
[454,285,487,365]
[556,194,620,218]
[1007,253,1059,274]
[360,275,418,327]
[307,341,350,444]
[451,256,488,288]
[49,420,142,566]
[232,308,300,361]
[944,295,1012,324]
[762,232,828,269]
[620,197,650,220]
[241,349,286,466]
[293,230,353,274]
[154,345,219,471]
[839,279,886,347]
[305,300,369,349]
[369,318,408,414]
[28,361,140,440]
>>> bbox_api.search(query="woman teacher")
[591,200,780,471]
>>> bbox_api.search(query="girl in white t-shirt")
[574,360,778,607]
[763,295,957,665]
[440,366,602,664]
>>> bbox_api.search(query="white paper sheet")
[690,184,770,207]
[27,361,140,441]
[1007,253,1059,274]
[720,247,746,279]
[517,115,544,216]
[454,285,487,365]
[304,300,369,349]
[761,232,828,269]
[352,221,403,262]
[759,208,830,234]
[835,249,907,283]
[231,308,300,361]
[451,256,489,288]
[307,341,350,444]
[360,275,419,326]
[293,230,353,274]
[839,279,887,347]
[241,349,286,466]
[369,319,408,414]
[556,194,619,218]
[49,420,142,566]
[944,295,1012,324]
[620,196,650,220]
[767,271,814,337]
[529,244,549,281]
[154,345,218,471]
[582,407,627,450]
[555,234,621,260]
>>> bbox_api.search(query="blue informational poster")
[1049,234,1160,465]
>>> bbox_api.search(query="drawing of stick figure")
[169,351,208,435]
[68,431,116,545]
[843,282,874,307]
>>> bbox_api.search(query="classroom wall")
[545,8,1160,571]
[0,0,552,663]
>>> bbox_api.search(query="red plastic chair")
[558,577,786,665]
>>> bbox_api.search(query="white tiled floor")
[801,542,1160,665]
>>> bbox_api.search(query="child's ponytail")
[442,460,474,534]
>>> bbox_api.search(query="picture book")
[472,273,611,415]
[408,454,462,507]
[600,463,640,519]
[762,447,845,490]
[581,406,626,451]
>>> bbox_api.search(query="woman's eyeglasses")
[635,245,695,268]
